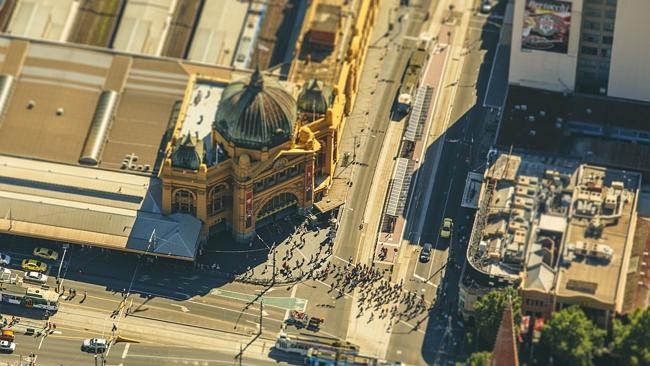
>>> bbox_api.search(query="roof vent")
[27,100,35,110]
[56,107,64,116]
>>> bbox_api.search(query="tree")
[610,307,650,366]
[540,305,605,366]
[468,351,492,366]
[472,287,521,350]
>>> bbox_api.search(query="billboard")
[522,0,571,54]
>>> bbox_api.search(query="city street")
[0,0,506,365]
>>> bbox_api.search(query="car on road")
[0,329,14,342]
[480,0,492,13]
[21,259,47,273]
[81,338,108,354]
[0,253,10,265]
[420,243,433,262]
[440,218,454,239]
[33,247,59,261]
[0,340,15,353]
[23,271,48,285]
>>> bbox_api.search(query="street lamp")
[56,243,69,292]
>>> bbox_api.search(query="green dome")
[171,134,204,170]
[214,67,296,150]
[297,79,332,115]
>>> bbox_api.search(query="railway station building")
[0,0,378,259]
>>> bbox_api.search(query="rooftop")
[497,85,650,173]
[291,0,357,85]
[466,152,640,309]
[0,35,247,176]
[0,154,201,260]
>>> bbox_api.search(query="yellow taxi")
[33,247,59,261]
[21,259,48,273]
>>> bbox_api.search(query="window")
[602,36,613,44]
[581,46,598,55]
[172,189,196,215]
[583,21,600,30]
[586,0,603,3]
[605,10,616,19]
[208,184,227,215]
[601,48,611,57]
[582,33,599,43]
[584,7,602,17]
[257,192,298,220]
[604,22,615,32]
[606,0,616,5]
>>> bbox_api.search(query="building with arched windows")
[159,67,323,241]
[159,0,379,243]
[0,0,378,258]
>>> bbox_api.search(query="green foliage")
[540,305,605,366]
[472,287,521,351]
[468,351,492,366]
[610,307,650,366]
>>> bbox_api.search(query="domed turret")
[171,133,204,170]
[297,79,332,115]
[214,66,296,150]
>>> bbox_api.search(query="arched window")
[208,184,227,216]
[257,192,298,220]
[172,189,196,215]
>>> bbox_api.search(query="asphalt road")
[415,8,504,366]
[335,0,433,264]
[0,3,505,366]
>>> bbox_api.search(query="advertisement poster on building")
[245,190,253,228]
[304,162,313,203]
[521,0,571,53]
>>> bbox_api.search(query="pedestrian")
[80,290,87,303]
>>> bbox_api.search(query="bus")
[0,283,58,311]
[274,332,359,356]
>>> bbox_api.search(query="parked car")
[0,253,10,265]
[0,329,14,342]
[21,259,47,273]
[480,0,492,13]
[0,340,15,353]
[23,271,48,285]
[81,338,107,354]
[33,247,59,261]
[440,218,454,239]
[420,243,433,262]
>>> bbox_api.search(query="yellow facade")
[159,0,378,242]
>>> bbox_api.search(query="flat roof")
[0,154,201,260]
[112,0,175,56]
[556,165,639,308]
[468,152,640,309]
[0,35,248,176]
[6,0,76,41]
[497,85,650,173]
[186,0,249,66]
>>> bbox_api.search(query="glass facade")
[575,0,617,94]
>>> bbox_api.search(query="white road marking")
[121,343,130,359]
[37,335,46,350]
[169,304,190,313]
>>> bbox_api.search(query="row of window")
[172,184,229,217]
[583,20,615,32]
[581,46,611,57]
[525,298,545,307]
[583,7,616,19]
[586,0,617,6]
[253,164,303,193]
[582,34,613,45]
